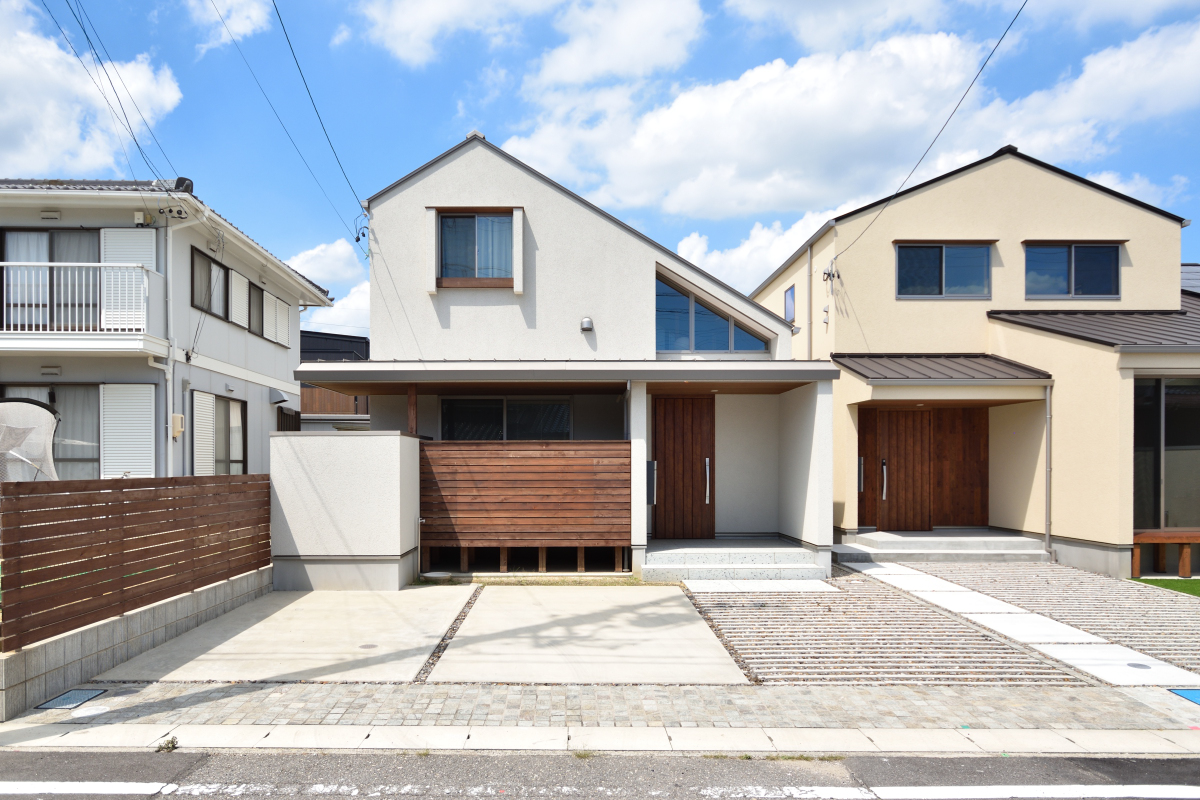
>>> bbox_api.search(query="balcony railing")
[1,263,148,333]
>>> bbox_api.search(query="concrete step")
[833,543,1052,564]
[644,548,818,566]
[642,563,829,582]
[853,531,1046,551]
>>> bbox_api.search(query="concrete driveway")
[427,585,747,684]
[98,585,476,683]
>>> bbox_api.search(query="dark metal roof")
[831,353,1051,382]
[300,330,370,362]
[987,291,1200,350]
[1183,264,1200,293]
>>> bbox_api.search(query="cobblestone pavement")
[15,680,1188,730]
[916,563,1200,674]
[691,571,1082,684]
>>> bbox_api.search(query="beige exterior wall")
[989,400,1047,534]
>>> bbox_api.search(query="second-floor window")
[192,247,290,346]
[897,245,990,298]
[1026,244,1119,298]
[192,250,227,317]
[4,230,100,263]
[441,214,513,278]
[655,278,769,353]
[784,285,796,323]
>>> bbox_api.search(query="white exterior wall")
[779,382,834,573]
[270,431,420,590]
[629,381,648,575]
[715,394,780,533]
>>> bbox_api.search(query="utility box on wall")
[269,431,421,590]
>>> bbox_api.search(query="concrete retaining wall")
[0,566,272,722]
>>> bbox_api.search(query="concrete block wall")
[0,566,272,722]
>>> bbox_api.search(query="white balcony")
[0,263,167,356]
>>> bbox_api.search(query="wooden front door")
[653,396,715,539]
[878,410,931,531]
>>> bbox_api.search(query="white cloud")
[530,0,704,86]
[0,0,182,176]
[996,0,1200,31]
[358,0,561,67]
[303,280,370,334]
[678,214,824,294]
[330,24,352,47]
[185,0,271,54]
[287,238,365,286]
[725,0,945,51]
[1086,171,1189,209]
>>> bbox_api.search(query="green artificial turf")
[1133,578,1200,598]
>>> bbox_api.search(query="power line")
[270,0,361,206]
[831,0,1030,266]
[204,0,364,253]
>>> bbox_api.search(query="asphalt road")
[1,750,1200,799]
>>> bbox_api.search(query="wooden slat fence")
[301,385,368,415]
[0,474,270,652]
[420,440,631,548]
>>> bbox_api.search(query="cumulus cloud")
[1086,171,1189,209]
[725,0,946,51]
[330,24,352,47]
[302,280,370,334]
[185,0,271,54]
[286,238,365,286]
[0,0,182,177]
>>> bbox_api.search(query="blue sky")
[2,0,1199,335]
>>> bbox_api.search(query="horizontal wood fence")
[301,385,368,415]
[0,474,270,652]
[420,441,632,549]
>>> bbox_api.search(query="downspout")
[162,204,205,477]
[1044,384,1053,556]
[806,247,813,360]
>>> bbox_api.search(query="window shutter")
[99,384,155,478]
[100,267,147,331]
[100,228,156,267]
[229,271,250,327]
[262,291,278,341]
[274,296,290,347]
[192,390,216,476]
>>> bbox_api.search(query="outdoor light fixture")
[580,317,594,332]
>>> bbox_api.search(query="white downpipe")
[806,247,813,360]
[1044,384,1053,555]
[164,212,203,478]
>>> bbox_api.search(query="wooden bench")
[1132,531,1197,578]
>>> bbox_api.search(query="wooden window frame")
[437,212,515,287]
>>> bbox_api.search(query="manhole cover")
[37,689,105,710]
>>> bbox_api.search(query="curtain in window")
[440,217,476,278]
[215,396,230,475]
[4,233,50,329]
[229,399,245,474]
[209,262,226,316]
[51,231,100,263]
[4,386,51,404]
[5,231,49,261]
[477,216,513,278]
[52,385,100,480]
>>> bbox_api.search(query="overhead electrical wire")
[830,0,1031,266]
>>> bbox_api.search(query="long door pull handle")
[881,459,887,501]
[705,457,710,505]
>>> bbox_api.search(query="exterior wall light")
[581,317,594,332]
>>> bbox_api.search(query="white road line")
[0,782,167,795]
[871,786,1200,799]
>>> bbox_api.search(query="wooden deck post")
[1131,543,1141,578]
[1181,543,1193,578]
[421,546,431,574]
[577,547,586,572]
[500,546,508,573]
[1154,543,1167,574]
[460,546,470,574]
[407,385,418,435]
[615,546,622,573]
[538,547,547,573]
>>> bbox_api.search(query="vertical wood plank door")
[879,410,931,531]
[653,396,716,539]
[930,408,989,527]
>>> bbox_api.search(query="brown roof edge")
[831,352,1051,381]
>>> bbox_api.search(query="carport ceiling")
[307,381,628,396]
[646,381,809,395]
[855,398,1040,408]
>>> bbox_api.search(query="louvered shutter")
[100,228,156,267]
[100,267,146,331]
[274,296,290,347]
[99,384,155,478]
[262,291,278,342]
[192,391,216,476]
[229,271,250,327]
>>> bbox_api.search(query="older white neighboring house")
[0,178,331,479]
[292,132,837,588]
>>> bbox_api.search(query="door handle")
[705,457,710,505]
[881,459,887,501]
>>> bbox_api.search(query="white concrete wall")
[270,431,419,590]
[629,382,648,575]
[778,382,834,573]
[715,394,780,533]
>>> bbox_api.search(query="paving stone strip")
[13,681,1184,730]
[916,563,1200,674]
[415,585,483,683]
[690,572,1082,684]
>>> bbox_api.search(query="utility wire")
[270,0,361,206]
[205,0,364,253]
[831,0,1030,265]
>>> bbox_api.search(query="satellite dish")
[0,398,60,482]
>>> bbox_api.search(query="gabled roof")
[988,291,1200,351]
[832,353,1050,383]
[750,145,1190,299]
[365,133,791,331]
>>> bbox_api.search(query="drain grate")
[38,689,105,710]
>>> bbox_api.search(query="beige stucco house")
[752,145,1196,579]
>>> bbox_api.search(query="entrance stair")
[834,530,1052,564]
[642,537,826,582]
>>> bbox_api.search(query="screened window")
[192,249,227,317]
[1134,378,1200,529]
[897,245,990,297]
[655,278,769,353]
[214,396,246,475]
[440,398,572,440]
[440,214,513,278]
[506,400,570,440]
[441,399,504,441]
[1026,245,1119,297]
[783,285,795,324]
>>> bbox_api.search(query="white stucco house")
[0,178,331,479]
[293,132,839,583]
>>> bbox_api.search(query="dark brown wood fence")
[420,440,631,549]
[0,474,270,652]
[301,385,368,415]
